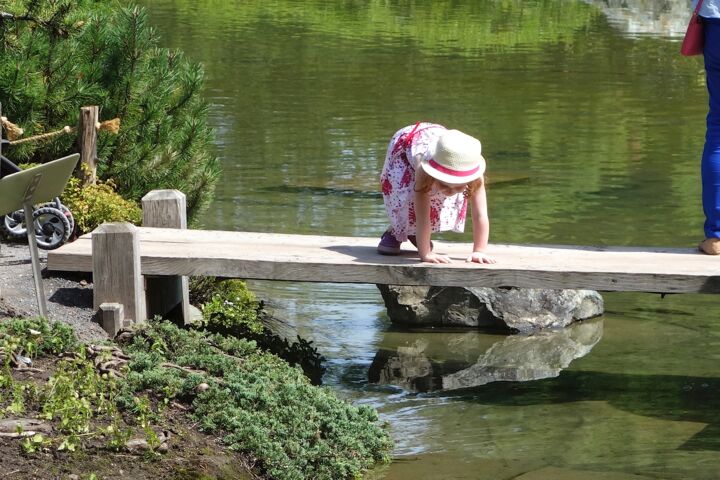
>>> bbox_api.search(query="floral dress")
[380,122,468,242]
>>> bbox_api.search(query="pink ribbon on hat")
[427,159,481,177]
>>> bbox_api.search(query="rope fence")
[0,116,120,146]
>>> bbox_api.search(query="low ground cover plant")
[0,316,392,479]
[192,277,327,384]
[121,320,392,479]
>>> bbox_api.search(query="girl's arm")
[467,182,496,264]
[414,171,451,264]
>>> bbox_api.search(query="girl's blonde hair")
[414,166,484,198]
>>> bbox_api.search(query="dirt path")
[0,239,107,343]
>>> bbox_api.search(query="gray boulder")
[376,285,603,332]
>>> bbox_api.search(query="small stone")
[79,280,88,287]
[0,418,52,435]
[16,354,32,366]
[195,382,210,393]
[125,437,151,452]
[125,431,169,453]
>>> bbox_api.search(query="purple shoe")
[378,230,401,255]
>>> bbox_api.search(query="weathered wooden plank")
[48,227,720,294]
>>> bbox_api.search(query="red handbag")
[681,0,705,56]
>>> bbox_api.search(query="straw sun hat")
[421,129,485,185]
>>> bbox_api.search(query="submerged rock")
[376,285,603,331]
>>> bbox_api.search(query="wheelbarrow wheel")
[2,210,27,239]
[40,201,75,236]
[32,206,71,250]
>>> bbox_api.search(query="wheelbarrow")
[0,133,75,250]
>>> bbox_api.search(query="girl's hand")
[466,251,496,264]
[421,252,452,264]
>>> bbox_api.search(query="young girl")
[378,122,495,264]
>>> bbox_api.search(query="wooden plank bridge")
[49,227,720,294]
[44,190,720,335]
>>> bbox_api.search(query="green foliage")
[0,318,390,477]
[133,395,162,456]
[7,382,26,415]
[0,317,77,357]
[122,321,392,479]
[199,280,265,336]
[40,352,101,451]
[21,432,51,454]
[0,0,220,222]
[39,357,137,453]
[0,318,151,453]
[62,176,142,234]
[192,278,326,384]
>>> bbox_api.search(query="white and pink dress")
[380,122,469,242]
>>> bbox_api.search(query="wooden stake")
[78,106,98,185]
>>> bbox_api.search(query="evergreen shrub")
[0,0,220,222]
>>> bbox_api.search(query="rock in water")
[376,285,603,331]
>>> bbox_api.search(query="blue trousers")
[701,18,720,238]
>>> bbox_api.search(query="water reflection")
[135,0,720,477]
[369,318,603,392]
[583,0,691,37]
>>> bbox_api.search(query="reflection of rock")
[442,318,603,390]
[583,0,690,37]
[368,318,603,392]
[368,339,441,392]
[377,285,603,332]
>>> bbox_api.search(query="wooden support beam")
[142,190,190,325]
[78,106,98,185]
[92,223,145,324]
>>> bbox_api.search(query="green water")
[134,1,720,478]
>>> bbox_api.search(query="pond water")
[134,1,720,478]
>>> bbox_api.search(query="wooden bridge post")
[142,189,190,325]
[78,105,98,185]
[92,223,145,333]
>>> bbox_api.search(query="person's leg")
[700,19,720,252]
